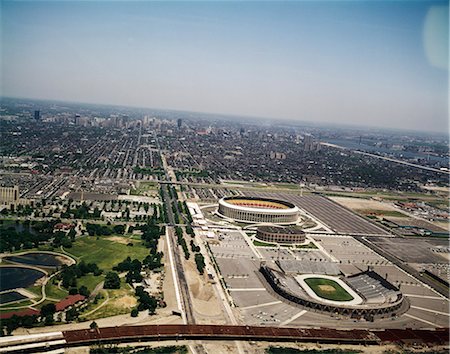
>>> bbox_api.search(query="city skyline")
[2,0,449,132]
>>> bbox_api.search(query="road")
[321,142,449,175]
[154,133,206,354]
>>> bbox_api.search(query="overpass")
[0,325,448,353]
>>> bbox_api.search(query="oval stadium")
[218,196,300,224]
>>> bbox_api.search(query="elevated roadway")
[0,325,448,353]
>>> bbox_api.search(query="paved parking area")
[312,235,388,265]
[203,229,450,329]
[369,237,449,264]
[244,191,390,236]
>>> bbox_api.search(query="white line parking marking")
[404,313,443,328]
[241,301,282,310]
[281,310,308,326]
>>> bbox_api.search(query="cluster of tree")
[0,297,88,334]
[112,224,126,234]
[0,220,58,252]
[113,257,143,284]
[1,314,39,335]
[86,223,112,236]
[160,203,169,223]
[137,224,163,253]
[123,207,131,221]
[172,203,180,224]
[168,186,177,199]
[65,307,80,322]
[194,253,205,275]
[69,285,90,297]
[0,203,35,217]
[104,271,121,289]
[61,202,102,219]
[143,252,163,271]
[60,261,102,289]
[52,230,73,248]
[134,286,157,314]
[175,227,189,260]
[183,201,193,223]
[185,226,194,236]
[190,239,200,253]
[40,303,57,325]
[114,256,141,272]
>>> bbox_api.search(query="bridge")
[0,325,448,353]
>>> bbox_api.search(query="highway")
[321,142,449,175]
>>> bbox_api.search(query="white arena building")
[218,196,300,224]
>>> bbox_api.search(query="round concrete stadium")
[218,197,300,224]
[256,226,305,244]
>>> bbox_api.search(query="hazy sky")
[1,1,448,132]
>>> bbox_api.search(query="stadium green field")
[304,277,354,301]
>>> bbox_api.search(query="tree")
[104,272,120,289]
[113,224,125,235]
[195,253,205,274]
[40,303,56,317]
[131,308,139,317]
[79,285,90,297]
[44,315,54,326]
[90,321,98,329]
[65,308,79,322]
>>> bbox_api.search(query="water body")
[0,291,27,304]
[0,267,45,291]
[5,252,65,268]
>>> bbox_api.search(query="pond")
[4,252,70,268]
[0,290,28,304]
[0,266,46,292]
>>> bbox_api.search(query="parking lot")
[369,237,450,264]
[203,229,449,329]
[244,191,391,236]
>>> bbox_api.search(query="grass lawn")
[356,209,408,218]
[25,285,42,296]
[304,278,354,302]
[69,236,150,271]
[45,281,69,300]
[77,274,105,293]
[0,300,35,312]
[82,281,137,320]
[131,181,158,196]
[295,243,318,249]
[271,183,301,190]
[253,239,277,247]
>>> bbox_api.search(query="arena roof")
[258,225,304,234]
[226,198,290,209]
[220,196,298,213]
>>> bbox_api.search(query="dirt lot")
[105,236,131,244]
[184,260,227,324]
[113,295,137,308]
[434,221,450,231]
[330,196,399,211]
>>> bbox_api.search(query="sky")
[1,1,448,132]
